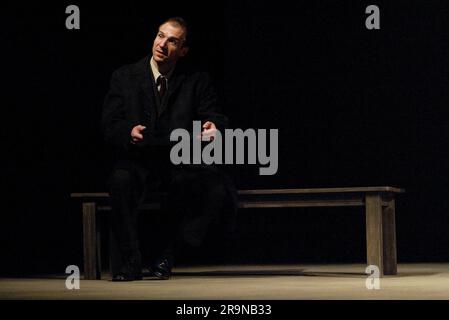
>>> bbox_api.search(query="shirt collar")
[150,56,175,82]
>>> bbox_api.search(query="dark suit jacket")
[101,55,228,159]
[101,55,238,243]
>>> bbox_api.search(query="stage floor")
[1,263,448,300]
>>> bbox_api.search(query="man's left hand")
[201,121,217,141]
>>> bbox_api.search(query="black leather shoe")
[148,258,172,280]
[111,250,143,281]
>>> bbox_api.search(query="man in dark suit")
[101,17,236,281]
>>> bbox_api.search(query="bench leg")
[382,196,397,275]
[96,216,102,279]
[365,193,384,276]
[83,202,101,280]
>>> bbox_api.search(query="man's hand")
[201,121,217,141]
[131,125,146,144]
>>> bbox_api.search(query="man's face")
[152,22,188,65]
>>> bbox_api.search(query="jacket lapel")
[139,56,186,118]
[140,57,160,126]
[158,68,186,117]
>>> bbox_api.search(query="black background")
[2,0,449,275]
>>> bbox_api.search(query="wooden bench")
[71,186,404,279]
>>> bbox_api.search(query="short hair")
[160,17,190,47]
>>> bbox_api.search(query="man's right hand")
[131,125,146,143]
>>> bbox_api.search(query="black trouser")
[108,157,228,276]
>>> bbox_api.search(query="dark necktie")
[157,75,167,99]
